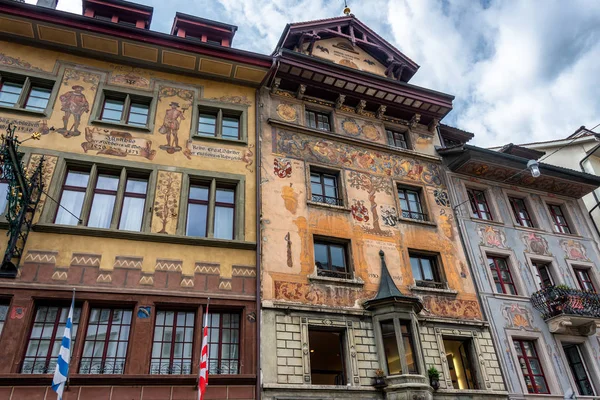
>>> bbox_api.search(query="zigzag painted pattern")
[97,274,112,283]
[218,279,232,290]
[51,271,68,281]
[155,259,183,272]
[25,252,57,264]
[113,258,143,269]
[180,278,194,288]
[232,267,256,277]
[139,276,154,285]
[194,264,220,275]
[70,254,101,267]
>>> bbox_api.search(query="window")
[305,109,331,131]
[574,267,596,293]
[513,339,549,394]
[196,106,242,140]
[488,256,518,295]
[22,305,81,374]
[314,240,350,279]
[54,167,149,232]
[386,129,408,149]
[309,329,346,384]
[563,344,595,396]
[410,253,443,288]
[119,178,147,231]
[207,312,240,375]
[379,319,418,375]
[0,303,8,336]
[548,204,571,234]
[0,174,9,215]
[509,197,534,227]
[0,74,54,113]
[206,37,222,46]
[310,170,342,206]
[150,310,195,375]
[186,182,236,240]
[99,92,151,128]
[444,338,478,389]
[80,308,132,374]
[467,188,493,220]
[532,262,554,289]
[398,187,426,221]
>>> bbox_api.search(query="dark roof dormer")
[82,0,153,29]
[276,15,418,83]
[171,12,237,47]
[439,124,475,147]
[499,143,545,160]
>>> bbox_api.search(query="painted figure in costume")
[159,102,186,152]
[57,85,89,137]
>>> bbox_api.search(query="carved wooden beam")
[409,113,421,130]
[271,77,281,94]
[335,94,346,109]
[428,118,439,133]
[296,84,306,100]
[376,105,386,119]
[356,100,366,114]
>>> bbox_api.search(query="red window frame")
[574,268,596,293]
[532,262,554,289]
[22,305,81,374]
[117,177,148,231]
[214,186,236,240]
[186,184,210,237]
[305,109,331,131]
[467,188,493,220]
[207,312,241,375]
[53,169,90,224]
[488,256,518,295]
[79,308,132,374]
[126,101,150,126]
[0,302,8,336]
[87,174,119,227]
[509,197,534,227]
[386,129,408,149]
[548,204,571,234]
[513,339,550,394]
[150,310,195,375]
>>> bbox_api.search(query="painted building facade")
[0,0,271,399]
[440,141,600,399]
[258,15,507,400]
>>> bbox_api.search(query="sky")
[27,0,600,147]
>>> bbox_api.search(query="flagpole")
[66,288,75,392]
[197,297,210,400]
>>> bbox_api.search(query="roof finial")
[343,0,351,15]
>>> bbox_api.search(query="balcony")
[531,286,600,336]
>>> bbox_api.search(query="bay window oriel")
[375,317,419,376]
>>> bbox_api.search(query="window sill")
[490,293,532,302]
[308,273,364,287]
[306,200,350,212]
[263,383,375,391]
[512,225,547,234]
[90,119,152,133]
[409,285,457,296]
[0,105,48,118]
[191,134,248,146]
[33,223,256,250]
[396,216,437,227]
[470,217,505,226]
[549,230,584,239]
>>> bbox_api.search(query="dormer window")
[171,12,237,48]
[206,38,222,46]
[83,0,153,30]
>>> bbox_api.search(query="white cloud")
[25,0,600,146]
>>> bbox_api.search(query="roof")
[173,12,238,33]
[498,143,545,160]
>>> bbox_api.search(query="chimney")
[36,0,58,9]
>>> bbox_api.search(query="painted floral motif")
[341,118,361,137]
[349,171,392,235]
[62,68,101,91]
[153,171,182,234]
[421,297,482,320]
[110,72,150,88]
[274,130,442,186]
[274,280,374,307]
[0,53,43,71]
[210,95,252,106]
[273,157,292,178]
[351,200,369,222]
[158,86,194,102]
[361,123,381,141]
[560,239,589,261]
[521,233,551,256]
[433,189,450,207]
[26,154,58,223]
[502,303,535,330]
[380,205,398,227]
[276,103,298,122]
[477,225,508,249]
[340,118,381,141]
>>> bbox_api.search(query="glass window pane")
[330,246,346,271]
[126,179,147,194]
[311,182,323,196]
[25,87,52,111]
[214,206,234,239]
[381,320,401,375]
[56,190,85,225]
[421,259,434,280]
[65,171,90,187]
[187,203,207,237]
[0,82,23,106]
[0,181,9,213]
[88,193,116,228]
[314,243,328,269]
[216,189,234,204]
[96,175,119,191]
[410,257,422,280]
[119,196,144,231]
[102,99,124,121]
[189,186,209,201]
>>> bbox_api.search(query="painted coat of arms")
[351,200,369,222]
[560,239,589,261]
[380,205,398,227]
[522,233,550,256]
[477,225,508,249]
[273,157,292,178]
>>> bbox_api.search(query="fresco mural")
[477,225,508,249]
[273,157,292,178]
[560,239,590,261]
[158,101,189,153]
[0,52,44,71]
[57,85,90,137]
[348,171,392,235]
[152,170,182,235]
[25,154,58,224]
[82,127,156,159]
[521,232,551,256]
[339,117,383,143]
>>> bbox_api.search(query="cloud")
[26,0,600,146]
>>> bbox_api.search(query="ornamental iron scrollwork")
[0,123,44,278]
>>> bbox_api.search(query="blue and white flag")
[52,292,74,400]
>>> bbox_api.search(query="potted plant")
[428,366,440,390]
[373,368,387,388]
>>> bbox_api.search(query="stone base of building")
[262,384,383,400]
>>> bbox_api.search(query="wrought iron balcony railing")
[401,210,428,221]
[311,194,343,206]
[531,286,600,320]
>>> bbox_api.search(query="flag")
[198,304,209,400]
[52,292,74,400]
